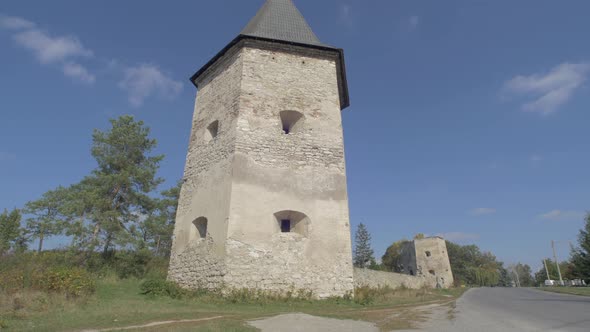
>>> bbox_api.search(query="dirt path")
[79,316,225,332]
[78,298,458,331]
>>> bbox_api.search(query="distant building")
[398,237,454,288]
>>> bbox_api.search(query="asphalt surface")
[408,287,590,332]
[248,313,379,332]
[248,288,590,331]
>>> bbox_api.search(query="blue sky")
[1,0,589,271]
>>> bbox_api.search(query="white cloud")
[436,232,480,243]
[0,15,35,30]
[119,64,183,107]
[539,210,584,221]
[2,15,95,84]
[63,62,95,84]
[470,208,497,216]
[409,16,420,30]
[503,62,590,115]
[13,29,93,64]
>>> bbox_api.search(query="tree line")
[353,216,590,287]
[0,116,180,260]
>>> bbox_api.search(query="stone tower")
[168,0,353,298]
[399,237,454,288]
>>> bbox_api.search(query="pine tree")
[353,223,375,268]
[24,187,69,252]
[84,115,164,254]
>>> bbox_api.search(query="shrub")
[35,267,95,298]
[114,250,153,279]
[139,278,183,299]
[0,270,25,293]
[354,285,379,305]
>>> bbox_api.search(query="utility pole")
[551,240,564,286]
[543,259,551,284]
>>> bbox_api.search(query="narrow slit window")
[279,111,304,135]
[204,120,219,143]
[281,219,291,233]
[193,217,208,239]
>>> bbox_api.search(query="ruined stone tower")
[168,0,353,298]
[399,237,454,288]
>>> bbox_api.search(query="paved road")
[409,287,590,332]
[248,313,378,332]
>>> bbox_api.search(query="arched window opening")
[204,120,219,143]
[192,217,208,240]
[425,251,431,257]
[279,111,304,134]
[274,210,310,237]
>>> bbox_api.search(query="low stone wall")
[353,268,434,289]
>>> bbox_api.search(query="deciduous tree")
[570,213,590,281]
[381,240,409,272]
[0,208,24,254]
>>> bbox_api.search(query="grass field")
[539,287,590,297]
[0,278,466,331]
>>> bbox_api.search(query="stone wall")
[224,236,353,298]
[168,239,226,289]
[353,268,433,289]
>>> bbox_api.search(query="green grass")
[0,279,467,332]
[539,287,590,297]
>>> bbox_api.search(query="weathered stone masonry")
[169,0,355,298]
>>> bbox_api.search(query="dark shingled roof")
[240,0,326,47]
[190,0,350,110]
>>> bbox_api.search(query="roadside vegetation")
[539,287,590,297]
[0,250,465,331]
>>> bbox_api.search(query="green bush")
[354,285,379,305]
[35,267,95,298]
[139,278,183,298]
[114,250,153,279]
[0,253,95,298]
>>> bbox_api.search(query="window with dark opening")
[279,111,304,134]
[425,251,432,257]
[204,120,219,143]
[429,270,436,276]
[274,210,310,237]
[410,269,414,276]
[281,219,291,233]
[193,217,208,239]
